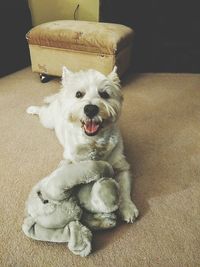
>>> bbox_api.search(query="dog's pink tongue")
[84,120,99,134]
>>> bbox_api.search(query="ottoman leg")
[39,73,54,83]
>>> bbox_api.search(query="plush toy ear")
[107,66,120,87]
[62,66,73,84]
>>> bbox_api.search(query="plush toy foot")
[82,212,117,230]
[78,178,119,214]
[91,178,119,213]
[22,215,71,242]
[68,221,92,257]
[22,218,91,256]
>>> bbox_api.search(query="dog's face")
[60,66,123,137]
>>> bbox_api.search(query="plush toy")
[22,160,119,257]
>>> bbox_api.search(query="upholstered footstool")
[26,20,134,82]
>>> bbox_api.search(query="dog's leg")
[26,105,55,129]
[26,105,40,115]
[116,168,139,223]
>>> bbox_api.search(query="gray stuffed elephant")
[22,160,119,257]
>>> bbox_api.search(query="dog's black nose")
[84,104,99,118]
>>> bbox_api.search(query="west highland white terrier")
[27,66,139,223]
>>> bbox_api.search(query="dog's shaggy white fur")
[27,66,139,223]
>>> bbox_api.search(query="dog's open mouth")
[81,119,102,136]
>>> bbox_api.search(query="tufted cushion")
[26,20,134,55]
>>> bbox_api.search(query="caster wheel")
[39,73,53,83]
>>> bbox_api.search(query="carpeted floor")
[0,68,200,267]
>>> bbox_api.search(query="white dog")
[27,66,139,223]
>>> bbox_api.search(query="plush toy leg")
[82,211,117,230]
[22,217,92,257]
[42,160,114,202]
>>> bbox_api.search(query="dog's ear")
[62,66,73,83]
[107,66,120,87]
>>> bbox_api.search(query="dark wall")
[0,0,32,77]
[100,0,200,73]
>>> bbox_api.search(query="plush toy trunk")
[26,20,134,77]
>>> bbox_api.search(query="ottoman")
[26,20,134,81]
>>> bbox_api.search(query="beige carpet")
[0,68,200,267]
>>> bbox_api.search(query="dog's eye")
[99,91,110,99]
[76,91,84,98]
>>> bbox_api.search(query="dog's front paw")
[119,200,139,223]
